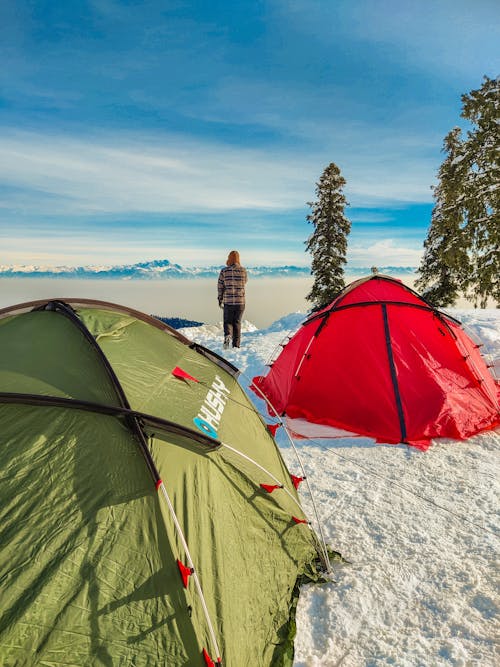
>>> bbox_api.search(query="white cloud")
[0,232,304,268]
[348,1,500,80]
[1,227,422,269]
[347,211,393,223]
[347,239,423,267]
[0,126,436,267]
[276,0,500,81]
[0,126,436,220]
[0,129,311,213]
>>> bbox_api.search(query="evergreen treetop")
[305,163,351,308]
[417,76,499,308]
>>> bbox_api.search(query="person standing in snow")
[217,250,247,349]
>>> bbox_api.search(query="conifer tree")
[305,162,351,307]
[416,128,470,306]
[417,76,499,307]
[461,76,499,307]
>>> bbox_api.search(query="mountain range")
[0,259,417,279]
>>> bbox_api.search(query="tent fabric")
[253,276,500,450]
[0,299,321,667]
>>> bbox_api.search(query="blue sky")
[0,0,498,268]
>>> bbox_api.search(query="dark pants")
[223,304,245,347]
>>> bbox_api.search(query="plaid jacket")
[218,264,248,306]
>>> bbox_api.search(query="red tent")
[253,276,500,450]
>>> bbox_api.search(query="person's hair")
[226,250,240,265]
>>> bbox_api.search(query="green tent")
[0,299,324,666]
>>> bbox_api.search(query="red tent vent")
[260,483,282,493]
[177,559,194,589]
[266,423,280,437]
[172,366,199,383]
[290,475,305,489]
[203,648,222,666]
[292,516,309,525]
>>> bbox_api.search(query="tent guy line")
[314,440,499,540]
[245,369,333,575]
[169,363,333,574]
[245,353,499,541]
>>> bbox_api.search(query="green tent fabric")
[0,299,322,667]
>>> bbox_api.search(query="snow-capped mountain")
[0,259,417,279]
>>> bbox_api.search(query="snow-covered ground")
[179,309,500,667]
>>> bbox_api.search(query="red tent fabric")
[253,276,500,450]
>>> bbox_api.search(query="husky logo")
[193,375,231,439]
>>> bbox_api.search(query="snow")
[179,309,500,667]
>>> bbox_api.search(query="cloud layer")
[0,1,497,267]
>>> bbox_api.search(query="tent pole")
[157,481,222,664]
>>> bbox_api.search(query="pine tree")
[416,128,470,306]
[305,163,351,308]
[417,76,499,308]
[460,76,500,307]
